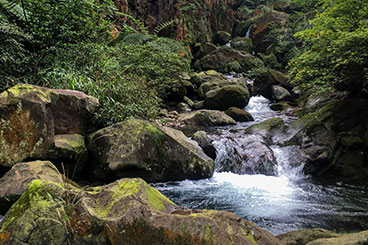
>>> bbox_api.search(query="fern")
[116,12,148,34]
[152,19,175,36]
[120,33,151,46]
[0,0,27,22]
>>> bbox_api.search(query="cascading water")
[154,96,368,235]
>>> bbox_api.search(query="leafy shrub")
[289,0,368,94]
[36,37,190,125]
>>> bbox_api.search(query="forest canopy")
[289,0,368,94]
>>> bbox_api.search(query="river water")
[154,96,368,235]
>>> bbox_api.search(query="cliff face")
[114,0,243,44]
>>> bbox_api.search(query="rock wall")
[114,0,243,43]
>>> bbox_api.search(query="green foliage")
[36,38,190,126]
[116,12,148,35]
[118,37,191,99]
[0,20,32,88]
[0,0,191,125]
[289,0,368,93]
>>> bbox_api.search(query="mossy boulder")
[230,37,253,53]
[199,76,251,111]
[205,84,251,111]
[253,69,291,100]
[87,119,214,183]
[270,85,292,102]
[190,70,227,87]
[270,101,295,111]
[277,228,340,245]
[0,161,63,215]
[244,117,286,144]
[0,178,282,244]
[307,230,368,245]
[225,107,254,122]
[213,31,231,45]
[178,110,236,127]
[0,84,99,168]
[287,96,368,184]
[200,45,263,73]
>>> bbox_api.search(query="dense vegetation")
[289,0,368,94]
[1,0,367,126]
[0,0,190,126]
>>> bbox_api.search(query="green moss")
[246,230,257,245]
[95,179,140,218]
[145,183,175,212]
[0,179,45,232]
[7,84,51,103]
[204,224,211,241]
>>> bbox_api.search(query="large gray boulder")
[253,69,291,100]
[178,110,236,127]
[230,37,253,53]
[225,107,254,122]
[87,119,214,183]
[0,84,98,168]
[0,178,282,244]
[199,76,251,110]
[213,31,231,45]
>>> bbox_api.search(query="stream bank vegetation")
[0,0,190,126]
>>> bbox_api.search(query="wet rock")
[0,84,99,168]
[271,85,292,101]
[216,135,277,175]
[318,151,368,185]
[192,131,217,160]
[213,31,231,45]
[230,37,253,53]
[277,228,339,245]
[225,107,254,122]
[244,117,286,144]
[178,109,236,127]
[253,69,291,100]
[0,161,64,214]
[270,101,294,111]
[0,178,282,244]
[200,45,264,73]
[288,96,368,184]
[87,119,214,183]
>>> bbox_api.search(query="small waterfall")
[245,26,251,38]
[154,95,368,235]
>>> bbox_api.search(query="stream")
[154,96,368,235]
